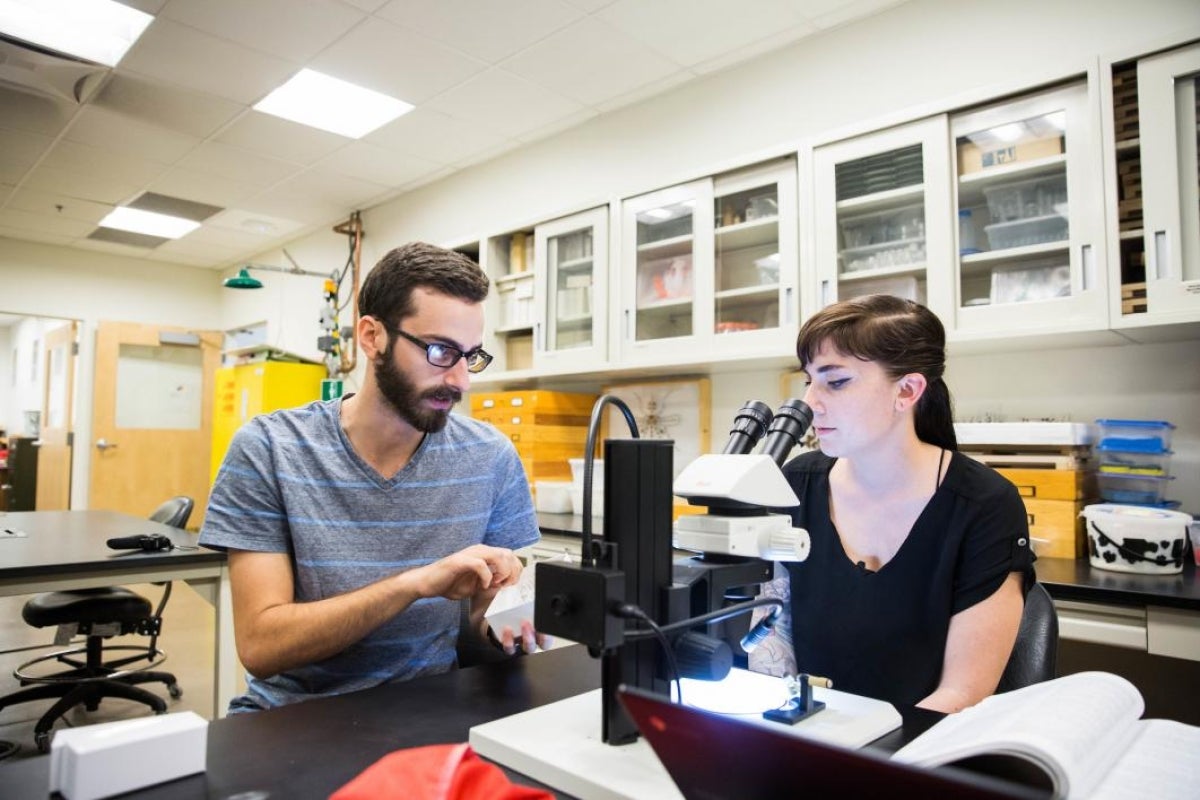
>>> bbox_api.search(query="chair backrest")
[996,582,1058,693]
[149,496,194,529]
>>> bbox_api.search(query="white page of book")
[1087,720,1200,800]
[893,672,1145,798]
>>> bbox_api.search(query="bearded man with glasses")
[201,242,544,712]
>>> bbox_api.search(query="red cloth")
[329,742,553,800]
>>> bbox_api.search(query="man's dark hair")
[358,242,490,327]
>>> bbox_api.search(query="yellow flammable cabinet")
[210,361,327,483]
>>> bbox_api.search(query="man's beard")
[373,341,461,433]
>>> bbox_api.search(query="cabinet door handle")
[96,438,118,451]
[1081,243,1094,291]
[1152,230,1169,280]
[820,279,831,307]
[624,309,631,339]
[785,287,794,324]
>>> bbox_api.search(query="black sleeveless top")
[781,450,1035,708]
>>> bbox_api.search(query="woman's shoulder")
[944,450,1020,500]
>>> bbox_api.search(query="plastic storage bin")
[1094,419,1175,453]
[989,261,1070,304]
[838,203,924,249]
[1082,503,1192,575]
[1095,447,1172,476]
[984,215,1069,250]
[982,174,1067,223]
[1096,472,1173,505]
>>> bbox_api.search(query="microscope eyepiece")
[721,400,774,455]
[760,398,814,466]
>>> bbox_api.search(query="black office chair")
[996,582,1058,693]
[0,496,193,752]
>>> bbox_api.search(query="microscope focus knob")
[763,526,811,562]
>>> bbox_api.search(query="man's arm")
[918,571,1024,713]
[229,544,522,679]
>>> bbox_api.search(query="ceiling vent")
[0,35,109,105]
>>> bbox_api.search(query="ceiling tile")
[154,232,246,261]
[562,0,618,11]
[153,249,222,268]
[7,187,113,224]
[237,188,348,226]
[810,0,908,30]
[177,141,302,187]
[206,208,306,238]
[39,140,169,187]
[216,112,349,164]
[0,86,76,137]
[0,207,94,237]
[340,0,390,10]
[598,0,810,67]
[312,17,487,105]
[426,68,586,139]
[64,106,201,164]
[0,183,13,204]
[0,225,74,246]
[689,25,818,75]
[315,141,444,187]
[0,128,53,184]
[502,16,683,107]
[365,107,510,165]
[515,108,599,146]
[22,166,142,205]
[148,166,263,207]
[172,220,285,252]
[376,0,583,64]
[269,170,390,209]
[120,19,297,105]
[160,0,365,61]
[92,72,245,139]
[593,69,694,113]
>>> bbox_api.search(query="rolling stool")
[0,586,181,753]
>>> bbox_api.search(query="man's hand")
[413,544,522,601]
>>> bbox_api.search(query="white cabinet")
[950,82,1108,337]
[812,117,954,321]
[533,207,609,373]
[477,232,536,377]
[616,159,798,366]
[1136,44,1200,322]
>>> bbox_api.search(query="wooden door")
[35,321,78,510]
[89,321,221,528]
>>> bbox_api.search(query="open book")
[892,671,1200,799]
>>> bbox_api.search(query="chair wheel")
[35,731,50,754]
[168,683,183,699]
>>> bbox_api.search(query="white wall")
[0,237,223,506]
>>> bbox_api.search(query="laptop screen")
[618,685,1044,800]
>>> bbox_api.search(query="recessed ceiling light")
[253,68,414,139]
[99,207,200,239]
[0,0,153,67]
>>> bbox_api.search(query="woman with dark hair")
[750,294,1035,713]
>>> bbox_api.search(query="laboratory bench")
[532,512,1200,726]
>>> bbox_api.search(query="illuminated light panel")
[0,0,153,67]
[99,207,200,239]
[254,68,414,139]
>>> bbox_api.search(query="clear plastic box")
[1095,448,1172,476]
[1096,472,1174,505]
[984,215,1069,250]
[982,174,1067,223]
[1095,419,1175,453]
[989,261,1070,304]
[838,203,924,249]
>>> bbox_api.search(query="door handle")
[96,438,118,451]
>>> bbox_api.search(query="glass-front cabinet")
[532,207,609,372]
[1138,43,1200,320]
[951,83,1108,334]
[619,179,713,365]
[617,159,798,365]
[480,229,536,376]
[812,117,954,319]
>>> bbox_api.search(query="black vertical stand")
[600,438,675,745]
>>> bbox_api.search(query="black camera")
[106,534,174,552]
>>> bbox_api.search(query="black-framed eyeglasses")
[393,327,493,374]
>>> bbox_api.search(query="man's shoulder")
[444,412,505,444]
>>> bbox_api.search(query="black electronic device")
[106,534,174,552]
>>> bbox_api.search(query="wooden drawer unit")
[471,391,598,486]
[1024,497,1088,559]
[997,468,1095,501]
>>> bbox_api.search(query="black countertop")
[537,513,1200,611]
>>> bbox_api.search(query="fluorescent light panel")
[254,69,413,139]
[99,207,200,239]
[0,0,153,67]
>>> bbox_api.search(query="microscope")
[534,397,814,745]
